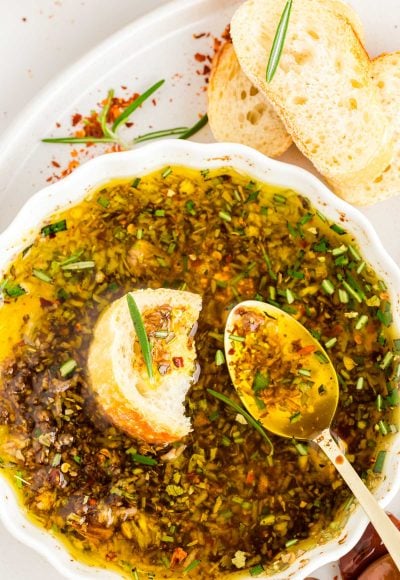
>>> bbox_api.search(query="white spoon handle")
[314,427,400,571]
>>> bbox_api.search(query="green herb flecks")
[126,294,154,383]
[266,0,293,83]
[207,389,274,456]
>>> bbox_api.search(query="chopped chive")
[356,261,366,274]
[265,0,293,82]
[261,246,277,281]
[349,244,361,261]
[324,337,337,349]
[154,209,165,217]
[298,368,311,377]
[285,538,298,548]
[285,288,295,304]
[356,377,364,390]
[126,294,154,382]
[183,559,201,575]
[377,302,393,327]
[60,359,77,377]
[332,245,348,256]
[342,280,362,303]
[299,212,313,225]
[136,228,143,240]
[207,389,274,455]
[290,412,301,423]
[132,177,141,188]
[32,269,53,283]
[129,453,158,466]
[330,223,346,235]
[61,261,95,271]
[316,210,327,223]
[314,350,329,364]
[376,394,383,412]
[273,193,287,204]
[246,189,260,203]
[378,420,388,435]
[112,79,165,131]
[321,279,335,295]
[219,210,232,222]
[338,289,349,304]
[253,370,270,392]
[215,349,225,366]
[97,195,110,208]
[355,314,368,330]
[380,351,394,370]
[393,338,400,352]
[2,282,26,298]
[51,453,62,467]
[178,113,208,140]
[229,334,245,343]
[185,200,196,216]
[373,450,387,473]
[335,255,349,267]
[41,219,67,237]
[161,166,172,178]
[293,440,308,455]
[249,564,265,577]
[313,238,329,252]
[387,388,400,406]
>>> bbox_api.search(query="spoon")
[224,300,400,570]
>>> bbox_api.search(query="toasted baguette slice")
[88,288,202,444]
[208,41,292,157]
[333,52,400,205]
[231,0,393,188]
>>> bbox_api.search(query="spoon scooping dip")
[224,300,400,570]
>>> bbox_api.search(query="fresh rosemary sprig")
[207,388,274,455]
[126,294,154,383]
[42,79,208,149]
[266,0,293,83]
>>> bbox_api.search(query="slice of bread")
[333,52,400,205]
[231,0,394,189]
[88,288,202,444]
[208,41,292,158]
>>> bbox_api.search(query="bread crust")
[88,289,202,444]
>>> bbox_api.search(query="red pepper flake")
[193,32,208,39]
[51,160,60,168]
[71,113,82,126]
[194,52,206,62]
[246,469,255,485]
[170,547,188,567]
[173,357,184,368]
[39,297,54,309]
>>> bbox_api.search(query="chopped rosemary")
[183,559,201,575]
[215,349,225,366]
[133,127,189,144]
[207,389,274,455]
[126,294,154,383]
[321,279,335,295]
[32,269,53,283]
[266,0,293,82]
[61,261,95,271]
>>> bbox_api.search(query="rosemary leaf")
[207,388,274,455]
[126,294,154,383]
[134,126,189,144]
[99,89,116,139]
[266,0,293,83]
[42,137,116,144]
[179,113,208,140]
[112,79,165,131]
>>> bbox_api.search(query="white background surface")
[0,1,399,579]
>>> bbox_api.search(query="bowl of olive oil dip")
[0,140,399,579]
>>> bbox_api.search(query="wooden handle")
[314,428,400,571]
